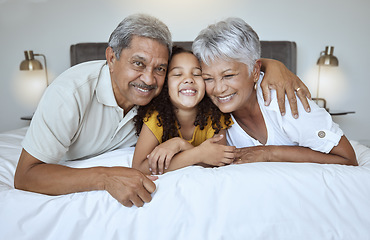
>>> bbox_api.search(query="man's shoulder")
[48,61,107,96]
[39,60,108,110]
[52,60,107,88]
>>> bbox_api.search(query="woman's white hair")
[192,17,261,73]
[108,13,172,59]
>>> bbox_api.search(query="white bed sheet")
[1,127,370,240]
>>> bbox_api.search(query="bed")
[1,41,370,240]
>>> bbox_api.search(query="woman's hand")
[198,134,236,166]
[233,145,272,164]
[260,58,311,118]
[147,137,191,175]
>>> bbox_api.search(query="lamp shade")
[20,51,44,71]
[316,46,339,66]
[14,50,49,110]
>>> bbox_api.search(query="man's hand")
[103,167,157,207]
[260,59,311,118]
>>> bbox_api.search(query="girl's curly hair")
[134,46,232,143]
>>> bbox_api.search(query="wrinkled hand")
[233,146,272,164]
[199,134,236,166]
[261,59,311,118]
[104,167,158,207]
[148,137,186,175]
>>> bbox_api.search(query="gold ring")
[295,87,301,92]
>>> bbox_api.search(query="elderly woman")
[192,18,357,166]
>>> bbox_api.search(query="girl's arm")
[234,135,357,166]
[160,129,236,174]
[132,124,194,175]
[147,137,194,175]
[132,124,162,175]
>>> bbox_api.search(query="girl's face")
[167,52,205,110]
[201,58,260,113]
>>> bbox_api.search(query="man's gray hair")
[192,17,261,73]
[108,13,172,59]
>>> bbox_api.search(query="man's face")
[106,35,169,113]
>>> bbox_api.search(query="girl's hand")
[233,145,272,164]
[147,137,190,175]
[198,134,236,166]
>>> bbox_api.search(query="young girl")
[132,46,235,175]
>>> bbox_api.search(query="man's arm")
[14,149,157,207]
[260,58,311,118]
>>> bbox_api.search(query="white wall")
[0,0,369,143]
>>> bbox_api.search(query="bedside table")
[20,115,33,121]
[328,110,355,116]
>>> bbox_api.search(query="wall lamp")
[313,46,339,110]
[15,50,49,111]
[19,50,49,86]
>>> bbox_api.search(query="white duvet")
[1,127,370,240]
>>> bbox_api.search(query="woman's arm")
[234,136,358,166]
[260,58,311,118]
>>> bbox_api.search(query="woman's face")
[201,59,258,113]
[167,52,205,110]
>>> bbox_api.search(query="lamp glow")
[14,50,49,109]
[313,46,339,109]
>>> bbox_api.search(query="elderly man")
[14,14,310,207]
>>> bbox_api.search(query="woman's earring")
[254,77,258,90]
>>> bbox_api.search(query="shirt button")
[318,131,326,138]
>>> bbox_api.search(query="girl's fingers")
[157,155,167,175]
[149,155,159,175]
[164,155,172,170]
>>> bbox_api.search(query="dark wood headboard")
[70,41,297,74]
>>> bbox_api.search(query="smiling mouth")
[136,87,150,93]
[179,89,197,95]
[130,83,157,93]
[217,93,236,102]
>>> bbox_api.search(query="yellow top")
[144,111,232,147]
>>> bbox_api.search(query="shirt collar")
[96,64,118,107]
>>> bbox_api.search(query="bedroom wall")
[0,0,369,144]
